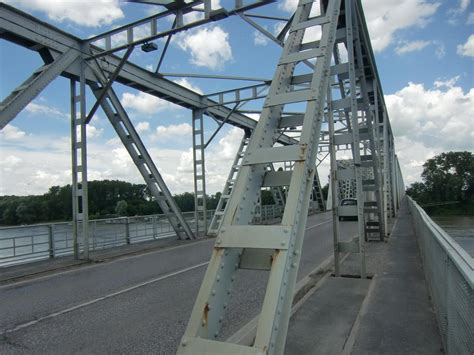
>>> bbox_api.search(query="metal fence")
[0,205,286,268]
[408,197,473,354]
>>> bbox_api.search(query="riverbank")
[424,202,474,216]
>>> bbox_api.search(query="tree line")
[0,180,278,226]
[406,151,474,215]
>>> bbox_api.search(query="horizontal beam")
[0,3,296,145]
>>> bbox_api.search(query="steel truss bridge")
[0,1,406,354]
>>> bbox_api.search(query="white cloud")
[361,0,440,52]
[457,34,474,57]
[448,0,471,24]
[136,121,150,134]
[25,102,68,119]
[394,40,445,57]
[433,41,446,58]
[279,0,298,13]
[395,136,441,185]
[395,40,431,54]
[154,123,192,141]
[433,75,460,88]
[386,79,474,154]
[174,26,232,70]
[254,30,270,46]
[460,0,471,12]
[6,0,124,27]
[2,155,22,172]
[459,0,471,12]
[278,0,440,52]
[172,78,203,94]
[177,149,194,174]
[273,22,287,38]
[467,12,474,24]
[86,125,103,139]
[0,121,248,196]
[121,91,178,115]
[171,127,244,192]
[181,0,222,23]
[0,125,26,140]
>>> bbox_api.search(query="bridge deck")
[286,199,444,354]
[0,212,357,353]
[0,203,446,354]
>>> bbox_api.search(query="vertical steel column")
[390,143,398,214]
[179,0,342,352]
[367,79,385,240]
[192,109,207,236]
[328,85,340,277]
[345,0,366,278]
[70,61,89,260]
[207,132,250,236]
[382,111,390,229]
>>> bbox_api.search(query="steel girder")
[0,3,297,146]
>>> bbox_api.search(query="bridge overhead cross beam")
[0,3,296,146]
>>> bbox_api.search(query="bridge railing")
[0,204,286,268]
[407,197,473,354]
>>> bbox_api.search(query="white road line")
[0,238,214,288]
[2,215,331,288]
[3,261,209,335]
[2,216,331,289]
[2,215,336,335]
[305,219,332,230]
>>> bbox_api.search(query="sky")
[0,0,473,197]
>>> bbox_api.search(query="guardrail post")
[153,215,158,239]
[125,217,131,244]
[48,224,55,258]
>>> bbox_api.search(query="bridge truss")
[0,0,405,353]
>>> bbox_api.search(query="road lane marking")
[305,219,332,230]
[2,216,332,288]
[0,238,214,288]
[2,261,209,335]
[2,215,344,335]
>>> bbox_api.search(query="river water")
[431,215,474,258]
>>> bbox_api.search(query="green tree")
[421,151,474,203]
[321,183,329,201]
[115,200,128,216]
[16,203,35,224]
[405,182,428,204]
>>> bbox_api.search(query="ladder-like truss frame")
[0,2,406,353]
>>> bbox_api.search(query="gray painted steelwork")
[0,0,407,353]
[179,1,343,353]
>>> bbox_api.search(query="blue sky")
[0,0,473,196]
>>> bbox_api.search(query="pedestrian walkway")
[285,199,444,354]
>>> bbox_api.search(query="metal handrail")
[408,197,473,286]
[0,205,286,267]
[407,196,473,354]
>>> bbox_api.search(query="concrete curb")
[227,252,350,345]
[341,273,378,354]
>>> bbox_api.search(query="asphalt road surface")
[0,212,357,354]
